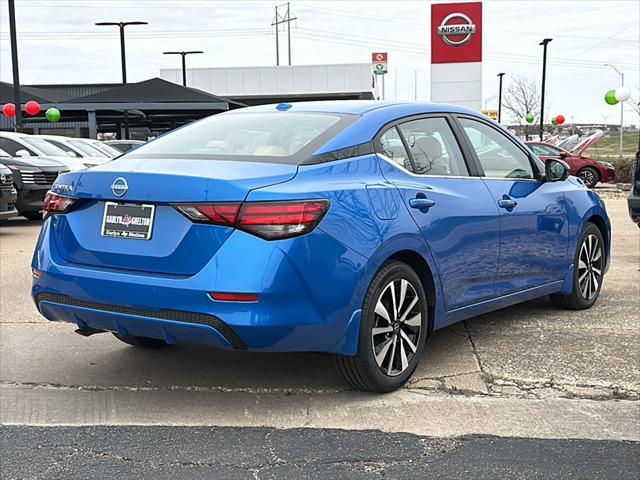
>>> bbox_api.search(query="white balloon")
[615,86,631,102]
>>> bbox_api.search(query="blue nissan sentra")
[32,101,610,392]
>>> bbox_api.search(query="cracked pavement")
[2,426,638,480]
[1,196,639,477]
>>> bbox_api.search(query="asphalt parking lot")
[1,193,639,478]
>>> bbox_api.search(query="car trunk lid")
[51,158,298,275]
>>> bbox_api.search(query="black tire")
[335,261,428,393]
[112,332,168,348]
[577,167,600,188]
[550,222,604,310]
[22,211,42,220]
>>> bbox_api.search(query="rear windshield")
[125,112,355,163]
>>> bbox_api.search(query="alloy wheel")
[371,278,422,376]
[578,233,603,300]
[578,169,596,187]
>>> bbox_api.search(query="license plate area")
[101,202,155,240]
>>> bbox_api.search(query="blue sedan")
[32,101,610,392]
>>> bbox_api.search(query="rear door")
[455,116,569,296]
[376,115,501,311]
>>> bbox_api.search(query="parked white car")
[34,135,108,161]
[0,132,106,171]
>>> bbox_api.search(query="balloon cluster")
[1,101,61,122]
[551,115,565,126]
[605,87,630,105]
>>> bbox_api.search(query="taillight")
[174,203,240,225]
[174,200,329,240]
[43,191,77,219]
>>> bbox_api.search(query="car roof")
[236,100,481,116]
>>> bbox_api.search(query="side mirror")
[545,158,570,182]
[559,152,568,159]
[15,149,31,158]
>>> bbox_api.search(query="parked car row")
[0,132,132,221]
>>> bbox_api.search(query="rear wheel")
[112,333,169,348]
[577,167,600,188]
[335,261,428,393]
[550,222,604,310]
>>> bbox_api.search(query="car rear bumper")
[31,218,367,354]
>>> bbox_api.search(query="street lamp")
[95,21,148,139]
[95,21,148,83]
[539,38,552,141]
[604,63,625,161]
[163,51,204,87]
[497,72,505,123]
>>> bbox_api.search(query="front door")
[456,116,569,296]
[376,116,501,311]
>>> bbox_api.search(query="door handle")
[409,197,436,209]
[498,196,517,209]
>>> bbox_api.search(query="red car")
[526,132,616,188]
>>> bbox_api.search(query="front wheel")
[577,167,600,188]
[335,261,428,393]
[550,222,604,310]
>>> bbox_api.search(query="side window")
[0,137,36,156]
[459,118,535,179]
[379,127,412,171]
[398,118,469,176]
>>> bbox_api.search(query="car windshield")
[69,140,107,157]
[22,137,69,156]
[126,112,353,163]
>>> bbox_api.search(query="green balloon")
[604,89,619,105]
[525,114,535,123]
[46,107,61,122]
[551,117,558,125]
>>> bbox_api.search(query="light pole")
[539,38,552,141]
[7,0,22,132]
[497,72,505,123]
[163,51,204,86]
[604,63,625,161]
[96,21,148,139]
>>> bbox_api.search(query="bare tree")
[503,76,540,140]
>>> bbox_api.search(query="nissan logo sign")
[437,12,476,47]
[111,177,128,197]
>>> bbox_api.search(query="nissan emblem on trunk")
[111,177,128,197]
[437,12,476,47]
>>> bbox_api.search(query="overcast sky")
[0,0,638,124]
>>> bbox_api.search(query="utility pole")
[539,38,552,141]
[272,3,296,66]
[604,63,625,161]
[96,20,148,139]
[8,0,22,132]
[163,51,204,86]
[272,5,279,66]
[497,72,505,123]
[414,70,418,101]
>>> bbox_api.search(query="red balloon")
[25,100,41,116]
[555,115,565,125]
[2,103,16,118]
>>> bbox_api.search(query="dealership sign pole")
[372,52,388,100]
[431,2,482,111]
